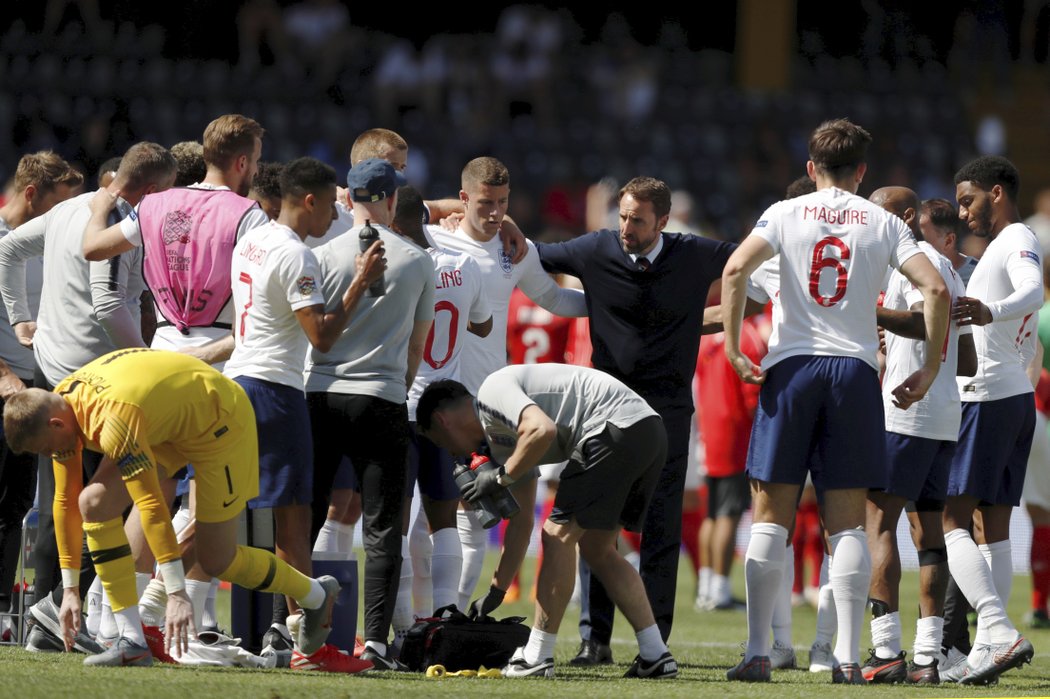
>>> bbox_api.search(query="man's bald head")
[869,186,920,236]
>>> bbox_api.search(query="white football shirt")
[406,243,492,421]
[957,222,1043,402]
[882,241,970,440]
[224,221,324,391]
[751,187,922,371]
[426,226,586,393]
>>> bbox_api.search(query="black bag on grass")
[400,604,530,672]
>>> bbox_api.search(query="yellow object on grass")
[425,664,503,678]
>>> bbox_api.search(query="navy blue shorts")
[236,376,314,508]
[882,432,955,503]
[949,394,1035,506]
[746,355,885,492]
[331,457,357,490]
[406,424,459,501]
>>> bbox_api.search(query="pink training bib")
[138,187,257,333]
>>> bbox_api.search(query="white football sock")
[871,611,902,658]
[772,543,794,646]
[829,528,870,666]
[114,604,146,646]
[431,527,463,612]
[814,555,836,646]
[297,579,326,610]
[979,540,1013,610]
[636,623,668,662]
[710,574,731,606]
[99,589,117,640]
[86,577,103,637]
[697,566,712,602]
[944,528,1016,645]
[392,537,414,645]
[135,572,150,598]
[313,518,353,560]
[457,508,486,609]
[171,506,193,539]
[912,615,944,665]
[364,640,387,656]
[743,522,787,660]
[185,579,211,634]
[409,511,433,618]
[522,627,557,665]
[202,578,220,629]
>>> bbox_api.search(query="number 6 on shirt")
[809,236,851,307]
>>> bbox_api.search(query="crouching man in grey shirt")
[417,363,678,680]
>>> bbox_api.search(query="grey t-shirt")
[304,223,435,403]
[0,192,145,385]
[476,364,658,466]
[0,216,40,379]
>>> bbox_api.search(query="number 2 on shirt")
[238,272,253,338]
[809,237,851,307]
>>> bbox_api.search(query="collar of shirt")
[629,233,664,265]
[189,182,231,191]
[115,197,134,219]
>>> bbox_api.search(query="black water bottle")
[453,453,520,528]
[359,219,385,297]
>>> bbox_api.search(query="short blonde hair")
[203,114,264,170]
[3,388,56,454]
[13,151,83,194]
[461,157,510,190]
[350,128,407,166]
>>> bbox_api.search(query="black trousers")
[0,379,35,610]
[308,392,408,643]
[579,408,692,644]
[31,367,101,604]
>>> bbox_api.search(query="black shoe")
[906,658,940,684]
[570,639,613,666]
[624,652,678,679]
[261,624,293,653]
[360,645,410,671]
[860,649,907,683]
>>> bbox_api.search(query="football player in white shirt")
[425,157,587,610]
[721,119,950,684]
[860,187,977,684]
[938,156,1039,684]
[920,198,980,287]
[224,157,384,674]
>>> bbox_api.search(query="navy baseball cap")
[347,158,407,202]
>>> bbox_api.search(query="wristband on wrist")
[60,568,80,590]
[496,467,516,487]
[158,560,186,594]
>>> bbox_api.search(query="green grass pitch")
[3,554,1048,698]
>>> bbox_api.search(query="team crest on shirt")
[1020,250,1040,265]
[296,275,317,297]
[498,249,513,274]
[162,210,193,245]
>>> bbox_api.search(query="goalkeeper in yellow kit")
[3,348,339,666]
